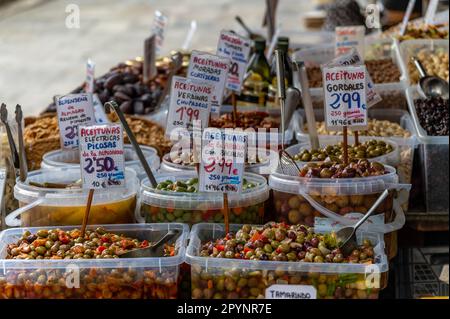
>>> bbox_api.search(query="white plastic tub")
[7,167,140,227]
[41,145,160,180]
[186,223,388,299]
[141,171,270,225]
[0,223,189,299]
[406,87,449,214]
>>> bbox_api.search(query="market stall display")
[141,172,269,226]
[187,223,388,299]
[6,168,139,227]
[0,223,189,299]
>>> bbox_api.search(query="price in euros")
[84,156,116,174]
[176,106,200,122]
[203,158,238,175]
[329,92,366,110]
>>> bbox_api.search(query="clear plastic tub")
[398,39,449,86]
[141,172,269,226]
[0,223,189,299]
[159,148,279,177]
[293,108,417,192]
[186,223,389,299]
[406,87,449,214]
[41,145,160,180]
[269,166,410,259]
[292,38,407,93]
[7,168,140,227]
[285,137,400,169]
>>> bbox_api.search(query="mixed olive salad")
[199,223,375,264]
[6,227,175,260]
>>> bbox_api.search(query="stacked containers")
[292,108,417,210]
[0,223,189,299]
[399,39,449,214]
[269,166,408,259]
[187,223,389,299]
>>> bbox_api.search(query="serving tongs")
[0,103,20,172]
[235,16,263,40]
[275,50,301,176]
[118,229,180,258]
[15,105,28,182]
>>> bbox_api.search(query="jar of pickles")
[140,172,269,226]
[6,167,139,227]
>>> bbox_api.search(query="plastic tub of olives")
[41,145,160,180]
[285,136,401,169]
[269,164,410,259]
[7,167,140,227]
[140,171,270,226]
[186,223,389,299]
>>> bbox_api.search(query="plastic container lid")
[42,145,160,179]
[285,136,401,169]
[186,223,388,274]
[0,223,189,270]
[141,171,269,210]
[269,165,399,196]
[14,167,139,206]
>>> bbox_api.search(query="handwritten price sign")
[166,76,213,137]
[188,50,230,113]
[78,124,125,189]
[199,129,247,193]
[323,65,368,130]
[56,93,96,150]
[216,31,252,93]
[335,25,366,57]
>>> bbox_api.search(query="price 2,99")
[329,92,366,110]
[84,156,116,174]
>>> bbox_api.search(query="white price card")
[187,50,230,114]
[199,129,247,193]
[216,30,252,93]
[78,124,125,189]
[85,59,95,94]
[324,48,381,108]
[265,285,317,299]
[92,94,110,124]
[322,65,368,130]
[166,76,213,137]
[335,25,366,57]
[56,93,96,150]
[152,10,168,55]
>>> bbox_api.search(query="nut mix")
[0,228,179,299]
[306,59,402,88]
[414,97,449,136]
[390,24,449,41]
[142,178,265,225]
[293,140,395,163]
[408,49,449,84]
[191,223,381,299]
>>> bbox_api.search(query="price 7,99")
[84,156,116,174]
[329,92,366,110]
[176,107,200,123]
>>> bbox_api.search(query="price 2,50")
[84,156,116,174]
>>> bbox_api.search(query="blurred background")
[0,0,448,115]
